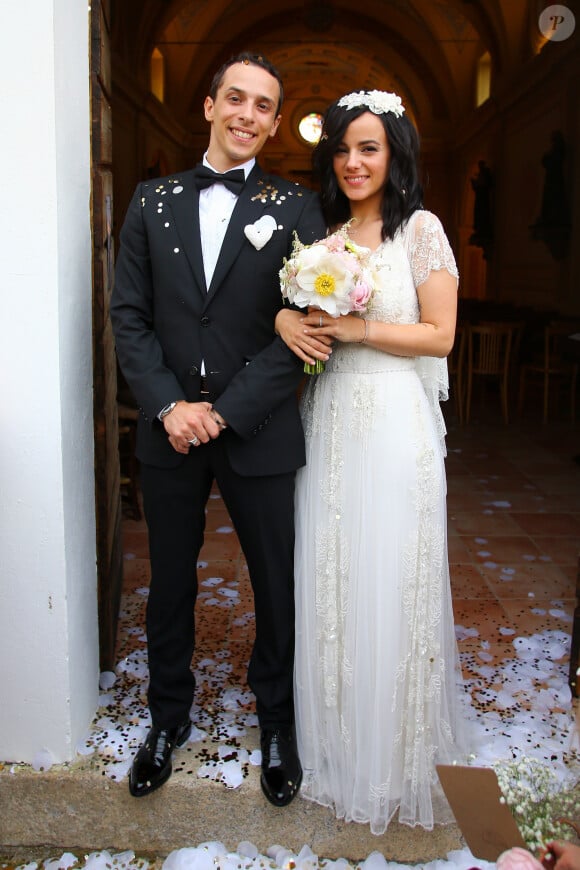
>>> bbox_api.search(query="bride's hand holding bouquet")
[278,223,375,374]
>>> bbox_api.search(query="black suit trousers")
[140,433,297,730]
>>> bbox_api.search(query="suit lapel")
[205,164,268,305]
[166,170,207,296]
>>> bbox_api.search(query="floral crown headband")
[336,89,405,118]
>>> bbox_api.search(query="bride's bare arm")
[302,269,458,359]
[360,269,457,358]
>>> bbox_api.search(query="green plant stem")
[304,360,326,375]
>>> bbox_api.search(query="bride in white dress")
[276,91,467,834]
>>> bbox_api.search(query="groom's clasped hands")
[163,400,227,454]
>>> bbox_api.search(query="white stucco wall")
[0,0,99,762]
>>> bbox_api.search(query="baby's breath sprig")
[494,756,580,855]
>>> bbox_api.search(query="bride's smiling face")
[332,112,390,207]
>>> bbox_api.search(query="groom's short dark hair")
[208,52,284,114]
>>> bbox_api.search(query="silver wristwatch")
[158,401,178,420]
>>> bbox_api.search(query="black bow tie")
[193,165,246,195]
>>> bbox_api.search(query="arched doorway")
[92,0,580,665]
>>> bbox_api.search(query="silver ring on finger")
[188,435,199,446]
[319,314,323,327]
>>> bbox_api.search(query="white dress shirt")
[198,154,255,375]
[199,154,255,288]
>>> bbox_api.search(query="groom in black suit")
[110,52,325,805]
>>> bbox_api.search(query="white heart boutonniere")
[244,215,278,251]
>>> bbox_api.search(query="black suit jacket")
[110,164,326,475]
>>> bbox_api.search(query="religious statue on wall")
[469,159,493,259]
[530,130,571,260]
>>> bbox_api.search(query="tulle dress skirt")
[294,346,467,834]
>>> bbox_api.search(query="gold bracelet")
[358,318,368,344]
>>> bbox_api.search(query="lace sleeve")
[403,211,458,457]
[404,210,459,287]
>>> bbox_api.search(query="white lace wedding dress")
[294,210,467,834]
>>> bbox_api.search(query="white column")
[0,0,98,762]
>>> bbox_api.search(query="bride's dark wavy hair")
[312,98,423,240]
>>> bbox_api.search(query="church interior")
[107,0,579,311]
[101,0,580,605]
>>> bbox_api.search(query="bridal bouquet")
[279,223,375,374]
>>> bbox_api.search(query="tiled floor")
[107,398,580,789]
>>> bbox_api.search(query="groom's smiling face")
[204,62,282,172]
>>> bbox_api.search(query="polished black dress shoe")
[260,727,302,807]
[129,720,191,797]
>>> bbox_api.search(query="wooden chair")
[465,323,514,424]
[481,319,526,402]
[518,321,579,422]
[448,323,466,424]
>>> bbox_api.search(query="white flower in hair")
[337,90,405,117]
